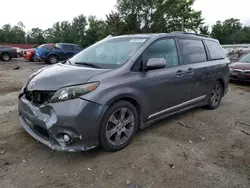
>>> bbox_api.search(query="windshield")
[70,37,148,69]
[239,53,250,63]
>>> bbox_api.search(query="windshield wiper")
[75,62,101,68]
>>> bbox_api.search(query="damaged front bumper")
[18,95,107,152]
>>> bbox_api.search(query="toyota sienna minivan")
[18,32,230,152]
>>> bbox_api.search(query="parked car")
[12,47,23,57]
[23,44,55,62]
[18,32,229,152]
[229,53,250,82]
[0,46,18,61]
[23,48,36,61]
[35,43,82,64]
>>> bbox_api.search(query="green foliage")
[211,18,250,44]
[0,22,26,43]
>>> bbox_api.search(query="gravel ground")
[0,59,250,188]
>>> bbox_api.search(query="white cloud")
[0,0,249,31]
[0,0,116,30]
[193,0,250,26]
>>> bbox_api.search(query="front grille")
[25,90,55,105]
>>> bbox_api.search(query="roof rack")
[170,32,211,38]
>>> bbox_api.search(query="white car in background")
[12,47,24,57]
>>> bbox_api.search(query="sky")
[0,0,250,31]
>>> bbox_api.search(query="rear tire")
[1,53,11,61]
[47,55,58,64]
[207,81,223,110]
[99,101,139,152]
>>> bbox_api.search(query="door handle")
[186,68,194,75]
[176,70,185,77]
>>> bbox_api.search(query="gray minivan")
[18,32,230,152]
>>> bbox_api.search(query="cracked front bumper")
[18,95,107,152]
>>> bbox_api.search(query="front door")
[139,38,196,120]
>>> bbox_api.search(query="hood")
[28,63,110,91]
[230,62,250,70]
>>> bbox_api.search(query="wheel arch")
[105,94,144,129]
[0,52,11,61]
[216,78,225,94]
[1,51,10,56]
[48,53,59,58]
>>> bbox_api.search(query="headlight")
[229,67,233,72]
[26,52,31,55]
[50,82,99,103]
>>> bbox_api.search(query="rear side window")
[179,39,207,64]
[73,45,81,51]
[205,40,225,60]
[144,39,179,67]
[63,45,75,50]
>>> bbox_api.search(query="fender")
[81,86,150,128]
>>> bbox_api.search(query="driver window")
[144,39,179,67]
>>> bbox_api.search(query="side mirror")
[146,58,166,70]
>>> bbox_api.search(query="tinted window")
[144,39,179,67]
[179,39,207,64]
[73,45,81,51]
[205,40,225,60]
[63,45,74,50]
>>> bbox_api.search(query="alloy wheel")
[49,56,57,64]
[106,108,135,146]
[211,82,222,107]
[2,54,10,61]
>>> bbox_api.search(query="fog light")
[63,134,71,143]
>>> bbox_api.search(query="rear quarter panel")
[213,58,230,94]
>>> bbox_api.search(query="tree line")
[0,0,249,48]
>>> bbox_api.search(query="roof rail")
[171,31,211,38]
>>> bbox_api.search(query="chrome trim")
[232,69,243,72]
[147,102,207,125]
[231,69,250,73]
[148,95,206,119]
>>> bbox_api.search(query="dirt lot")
[0,59,250,188]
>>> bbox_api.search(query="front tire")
[1,53,11,61]
[30,54,35,62]
[99,101,139,152]
[207,81,223,110]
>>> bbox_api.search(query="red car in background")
[23,44,55,61]
[229,53,250,82]
[23,48,36,61]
